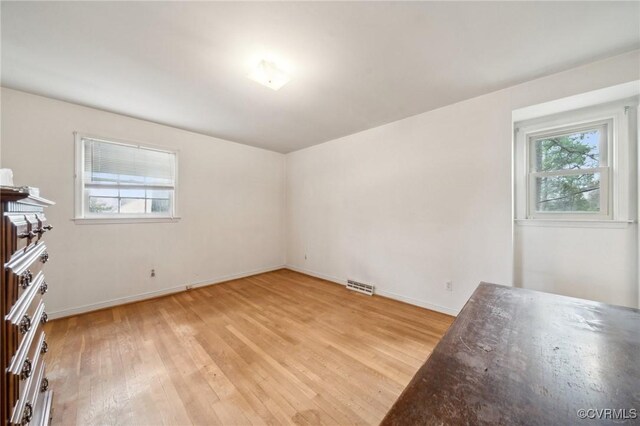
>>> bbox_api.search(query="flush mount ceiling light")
[247,60,290,90]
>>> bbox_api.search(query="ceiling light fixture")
[248,60,290,90]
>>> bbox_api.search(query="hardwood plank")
[45,269,453,425]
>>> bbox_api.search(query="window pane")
[88,197,118,213]
[534,129,600,172]
[120,188,145,198]
[146,189,171,199]
[535,173,600,212]
[147,199,170,213]
[120,198,146,214]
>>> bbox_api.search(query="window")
[514,98,637,225]
[75,135,177,220]
[527,120,610,219]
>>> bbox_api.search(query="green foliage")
[89,198,116,213]
[535,131,599,212]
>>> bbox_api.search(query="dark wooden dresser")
[1,187,54,426]
[382,283,640,425]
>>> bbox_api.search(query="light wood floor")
[45,269,453,425]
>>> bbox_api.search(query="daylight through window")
[527,121,610,218]
[77,136,177,218]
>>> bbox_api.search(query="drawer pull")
[40,251,49,263]
[18,231,36,239]
[41,340,48,354]
[40,281,48,295]
[19,270,33,289]
[21,402,33,425]
[41,312,49,325]
[40,377,49,392]
[19,315,32,334]
[21,358,32,380]
[34,224,52,235]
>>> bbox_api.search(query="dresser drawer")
[6,272,48,350]
[28,367,52,426]
[5,243,49,303]
[7,302,48,381]
[25,213,53,247]
[4,214,31,253]
[30,391,53,426]
[3,212,52,255]
[21,362,52,426]
[32,213,52,244]
[9,333,48,425]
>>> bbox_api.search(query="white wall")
[285,50,640,315]
[514,225,637,307]
[0,88,286,318]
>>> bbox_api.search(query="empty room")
[0,1,639,425]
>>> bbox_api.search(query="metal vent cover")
[346,279,374,296]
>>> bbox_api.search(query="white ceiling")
[2,2,639,153]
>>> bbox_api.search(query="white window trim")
[73,132,180,223]
[514,98,638,225]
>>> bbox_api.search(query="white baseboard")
[48,265,286,319]
[375,289,459,316]
[284,264,346,286]
[285,264,459,317]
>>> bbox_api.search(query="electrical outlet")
[186,285,193,290]
[445,281,453,291]
[151,269,156,278]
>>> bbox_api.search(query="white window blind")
[84,138,175,186]
[77,136,177,219]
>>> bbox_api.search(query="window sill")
[515,219,635,229]
[72,217,181,225]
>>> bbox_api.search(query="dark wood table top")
[381,283,640,425]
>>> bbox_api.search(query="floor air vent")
[346,280,374,296]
